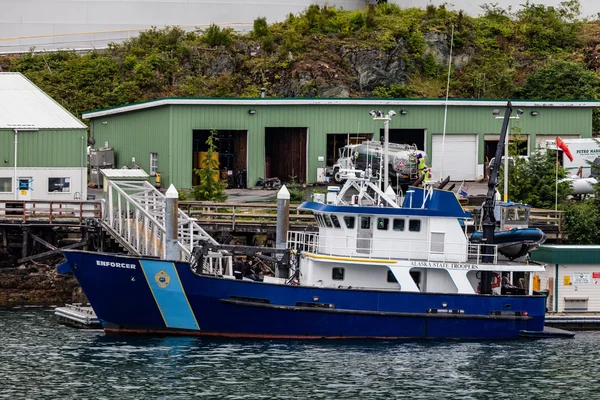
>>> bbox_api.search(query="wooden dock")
[179,201,317,234]
[0,200,103,264]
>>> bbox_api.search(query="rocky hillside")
[1,1,600,129]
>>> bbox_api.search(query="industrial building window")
[0,178,12,193]
[332,267,345,280]
[48,178,71,193]
[150,153,158,176]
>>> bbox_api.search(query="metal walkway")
[102,180,219,261]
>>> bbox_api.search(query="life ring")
[491,272,501,289]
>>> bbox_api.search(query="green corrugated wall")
[88,102,595,189]
[0,128,87,167]
[92,107,170,183]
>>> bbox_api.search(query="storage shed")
[0,72,88,202]
[82,98,598,189]
[530,245,600,313]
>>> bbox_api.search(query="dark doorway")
[385,129,425,149]
[326,133,373,166]
[484,139,528,165]
[192,130,247,187]
[265,127,307,183]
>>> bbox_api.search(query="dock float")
[520,326,575,339]
[544,314,600,331]
[54,304,101,328]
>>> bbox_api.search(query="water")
[1,310,599,400]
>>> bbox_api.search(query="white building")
[531,245,600,313]
[0,72,88,203]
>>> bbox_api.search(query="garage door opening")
[192,130,248,188]
[385,129,426,150]
[265,127,307,183]
[326,133,373,167]
[484,137,529,171]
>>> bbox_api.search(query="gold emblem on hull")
[155,270,171,288]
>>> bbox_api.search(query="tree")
[500,146,571,209]
[517,61,600,101]
[565,201,600,244]
[564,148,600,244]
[193,130,228,202]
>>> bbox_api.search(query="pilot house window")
[409,219,421,232]
[393,219,405,231]
[360,216,371,229]
[344,216,355,229]
[330,215,341,228]
[377,218,389,230]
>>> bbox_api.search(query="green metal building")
[82,98,599,189]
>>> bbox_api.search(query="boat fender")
[491,272,501,289]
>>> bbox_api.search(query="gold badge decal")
[155,270,170,289]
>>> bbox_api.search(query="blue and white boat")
[57,101,571,340]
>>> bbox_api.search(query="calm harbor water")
[1,310,599,400]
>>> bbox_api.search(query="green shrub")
[253,17,269,37]
[201,24,234,47]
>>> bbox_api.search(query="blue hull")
[59,251,547,340]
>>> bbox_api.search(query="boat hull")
[59,251,547,340]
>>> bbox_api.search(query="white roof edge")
[82,98,600,119]
[0,72,88,129]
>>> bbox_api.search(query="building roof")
[530,245,600,265]
[82,97,600,119]
[100,168,149,179]
[0,72,87,129]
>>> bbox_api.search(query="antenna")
[439,24,454,182]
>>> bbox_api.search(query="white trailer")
[545,138,600,178]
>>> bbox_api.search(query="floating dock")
[544,314,600,331]
[54,304,101,328]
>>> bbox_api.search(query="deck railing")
[179,201,316,229]
[0,200,102,223]
[287,231,499,264]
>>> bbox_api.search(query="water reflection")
[1,310,599,399]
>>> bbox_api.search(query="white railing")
[287,231,499,264]
[287,231,320,253]
[201,253,233,276]
[103,180,219,261]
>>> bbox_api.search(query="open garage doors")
[265,127,307,183]
[192,130,248,187]
[386,129,426,150]
[432,134,478,181]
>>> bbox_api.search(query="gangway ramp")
[102,179,219,262]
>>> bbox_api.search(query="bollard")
[165,184,179,261]
[275,185,290,278]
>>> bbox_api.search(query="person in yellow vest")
[422,167,431,186]
[417,154,426,177]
